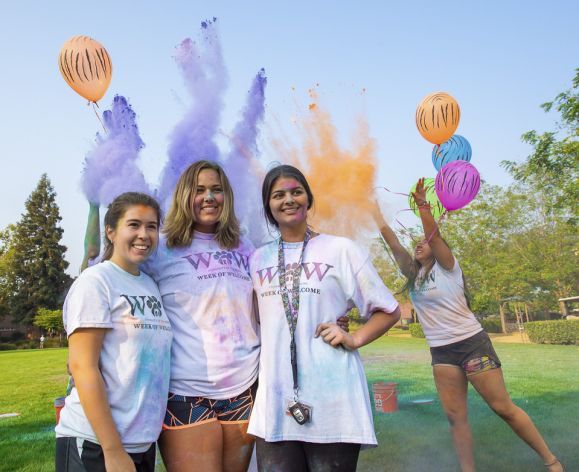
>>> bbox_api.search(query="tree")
[5,174,72,324]
[0,225,17,317]
[34,308,64,344]
[502,69,578,224]
[440,182,578,315]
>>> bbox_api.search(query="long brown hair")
[163,160,240,250]
[102,192,161,262]
[403,237,471,308]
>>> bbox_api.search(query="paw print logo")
[146,296,163,317]
[214,251,233,265]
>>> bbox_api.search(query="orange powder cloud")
[271,90,377,239]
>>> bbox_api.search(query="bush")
[409,323,425,338]
[0,343,17,351]
[44,337,67,348]
[14,340,36,349]
[525,320,579,345]
[481,317,503,333]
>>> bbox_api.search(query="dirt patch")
[489,333,531,344]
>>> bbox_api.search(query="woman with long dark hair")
[373,178,563,472]
[249,164,401,471]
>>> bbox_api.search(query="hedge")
[0,343,17,351]
[408,323,425,338]
[481,317,503,333]
[524,320,579,345]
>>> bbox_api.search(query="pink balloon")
[435,161,480,211]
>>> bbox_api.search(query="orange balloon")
[58,36,112,103]
[415,92,460,145]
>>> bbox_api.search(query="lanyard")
[278,229,311,399]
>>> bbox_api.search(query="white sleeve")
[63,271,112,336]
[344,241,399,319]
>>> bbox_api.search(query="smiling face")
[414,239,434,265]
[191,168,225,233]
[106,204,159,275]
[268,177,310,230]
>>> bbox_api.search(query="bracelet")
[416,201,430,207]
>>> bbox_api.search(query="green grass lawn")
[1,338,577,471]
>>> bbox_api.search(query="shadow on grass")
[359,387,578,472]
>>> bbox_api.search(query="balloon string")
[393,209,420,243]
[90,101,107,134]
[375,186,410,199]
[374,187,449,243]
[375,187,418,242]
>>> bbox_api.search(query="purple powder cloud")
[157,19,229,209]
[222,69,268,244]
[81,95,151,206]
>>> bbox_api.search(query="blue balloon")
[432,135,472,171]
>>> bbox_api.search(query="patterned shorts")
[162,380,258,429]
[430,330,501,376]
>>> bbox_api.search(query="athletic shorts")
[430,330,501,376]
[162,380,258,429]
[55,437,155,472]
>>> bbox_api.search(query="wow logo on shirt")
[182,250,250,273]
[120,295,163,318]
[255,262,334,286]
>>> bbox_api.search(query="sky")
[0,0,577,274]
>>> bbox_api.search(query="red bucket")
[372,382,398,413]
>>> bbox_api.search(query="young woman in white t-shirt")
[374,178,563,472]
[249,164,401,472]
[146,160,261,472]
[56,192,172,472]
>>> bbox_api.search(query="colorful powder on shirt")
[81,95,151,206]
[272,89,378,239]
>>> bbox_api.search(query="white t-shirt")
[249,234,399,447]
[143,231,260,399]
[409,259,482,347]
[55,261,172,453]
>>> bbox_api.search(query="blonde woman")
[144,160,260,472]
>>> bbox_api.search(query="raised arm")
[371,201,415,278]
[412,178,455,270]
[68,329,136,472]
[80,203,100,272]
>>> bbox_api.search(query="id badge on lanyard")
[278,229,312,425]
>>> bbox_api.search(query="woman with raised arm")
[56,192,172,472]
[249,164,401,472]
[373,178,564,472]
